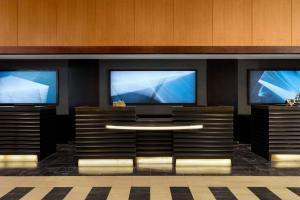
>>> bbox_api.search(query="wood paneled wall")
[253,0,292,46]
[0,0,18,46]
[0,0,299,46]
[18,0,57,46]
[213,0,252,46]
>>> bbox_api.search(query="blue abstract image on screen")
[250,70,300,104]
[111,71,196,104]
[0,71,57,104]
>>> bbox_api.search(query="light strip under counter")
[105,124,203,131]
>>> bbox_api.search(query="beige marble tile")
[63,186,91,200]
[151,185,172,200]
[0,187,14,198]
[267,187,300,200]
[189,186,216,200]
[229,187,260,200]
[20,187,53,200]
[107,186,130,200]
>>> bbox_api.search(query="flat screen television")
[248,70,300,104]
[110,70,197,104]
[0,70,58,105]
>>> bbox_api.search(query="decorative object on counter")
[286,99,295,106]
[286,93,300,106]
[112,100,126,107]
[295,93,300,106]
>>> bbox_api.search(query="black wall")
[207,60,238,106]
[68,60,99,108]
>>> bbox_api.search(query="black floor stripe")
[85,187,111,200]
[0,187,33,200]
[288,187,300,197]
[249,187,281,200]
[41,187,72,200]
[209,187,238,200]
[170,187,194,200]
[129,187,150,200]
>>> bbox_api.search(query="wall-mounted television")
[248,70,300,104]
[0,70,58,105]
[110,70,197,104]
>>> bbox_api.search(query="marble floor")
[0,145,299,199]
[0,176,299,200]
[0,144,300,176]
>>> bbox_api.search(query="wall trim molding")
[1,46,300,55]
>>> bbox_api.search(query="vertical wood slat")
[0,0,18,46]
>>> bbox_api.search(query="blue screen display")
[0,71,57,104]
[110,71,196,104]
[249,70,300,104]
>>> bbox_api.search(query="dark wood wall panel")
[0,107,56,160]
[173,107,234,159]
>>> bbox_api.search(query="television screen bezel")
[247,69,299,105]
[109,69,198,105]
[0,69,59,106]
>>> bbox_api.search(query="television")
[0,70,58,105]
[248,70,300,104]
[110,70,197,104]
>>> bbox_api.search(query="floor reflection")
[136,164,173,173]
[78,166,133,175]
[0,161,37,169]
[272,161,300,168]
[176,166,231,174]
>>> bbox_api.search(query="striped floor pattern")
[0,176,299,200]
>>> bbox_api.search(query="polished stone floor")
[0,176,300,200]
[0,144,300,176]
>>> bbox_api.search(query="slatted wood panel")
[0,107,56,160]
[0,111,40,155]
[136,131,173,157]
[172,107,234,158]
[252,106,300,160]
[268,108,300,154]
[75,107,136,159]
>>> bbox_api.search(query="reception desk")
[75,106,234,167]
[0,106,56,162]
[252,105,300,161]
